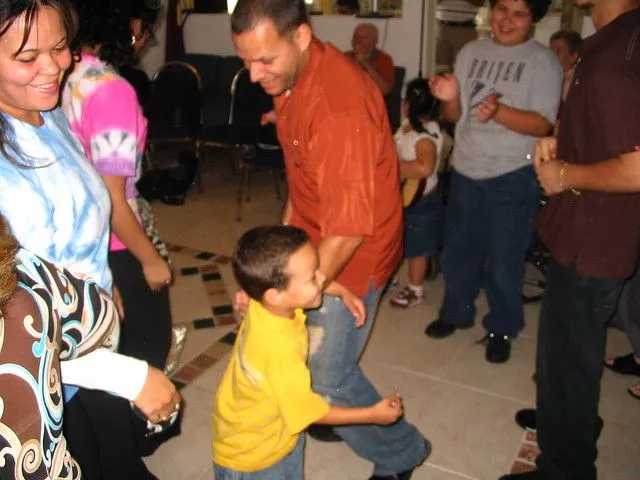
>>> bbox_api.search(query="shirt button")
[293,140,299,146]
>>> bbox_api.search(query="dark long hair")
[405,78,439,134]
[0,214,18,308]
[70,0,161,66]
[0,0,76,164]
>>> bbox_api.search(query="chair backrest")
[118,64,151,116]
[148,61,202,136]
[228,67,273,126]
[385,66,407,133]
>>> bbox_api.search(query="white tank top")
[394,120,444,195]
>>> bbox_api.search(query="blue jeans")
[439,167,539,336]
[306,282,429,476]
[213,434,304,480]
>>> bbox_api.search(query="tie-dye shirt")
[0,109,112,293]
[62,52,147,251]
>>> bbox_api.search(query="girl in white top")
[390,78,445,308]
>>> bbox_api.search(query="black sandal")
[603,353,640,377]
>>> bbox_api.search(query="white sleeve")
[60,348,149,401]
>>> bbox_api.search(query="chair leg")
[270,168,283,201]
[194,140,204,193]
[245,164,252,202]
[229,148,240,176]
[236,163,249,222]
[143,145,155,172]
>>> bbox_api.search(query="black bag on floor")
[137,150,197,205]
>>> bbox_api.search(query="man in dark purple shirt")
[500,1,640,479]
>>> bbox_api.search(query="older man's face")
[351,25,377,58]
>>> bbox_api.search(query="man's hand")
[536,159,566,196]
[429,74,459,103]
[474,94,500,122]
[354,50,368,65]
[260,110,276,126]
[341,288,366,327]
[133,366,181,424]
[533,137,557,171]
[323,281,366,326]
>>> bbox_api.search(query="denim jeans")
[306,282,429,476]
[439,167,540,336]
[213,434,304,480]
[611,260,640,356]
[536,259,622,480]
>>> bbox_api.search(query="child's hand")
[342,288,366,327]
[370,394,404,425]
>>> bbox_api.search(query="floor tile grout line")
[603,417,640,431]
[370,362,534,405]
[422,462,481,480]
[367,362,640,430]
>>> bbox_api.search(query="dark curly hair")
[70,0,161,66]
[0,214,18,308]
[550,29,583,55]
[489,0,551,23]
[404,78,440,134]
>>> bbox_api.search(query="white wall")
[138,6,585,81]
[533,12,561,46]
[139,7,168,78]
[139,3,434,82]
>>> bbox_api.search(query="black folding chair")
[146,61,202,187]
[199,66,277,148]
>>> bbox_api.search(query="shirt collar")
[285,37,325,97]
[248,298,306,329]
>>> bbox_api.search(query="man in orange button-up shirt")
[230,1,429,479]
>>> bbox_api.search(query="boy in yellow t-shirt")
[212,225,404,479]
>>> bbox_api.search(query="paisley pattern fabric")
[0,249,119,480]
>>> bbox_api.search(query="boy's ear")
[263,287,283,306]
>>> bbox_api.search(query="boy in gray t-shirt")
[425,0,562,364]
[453,38,562,179]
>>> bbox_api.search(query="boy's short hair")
[230,0,309,37]
[232,225,310,301]
[489,0,551,23]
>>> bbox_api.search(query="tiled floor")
[145,150,640,480]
